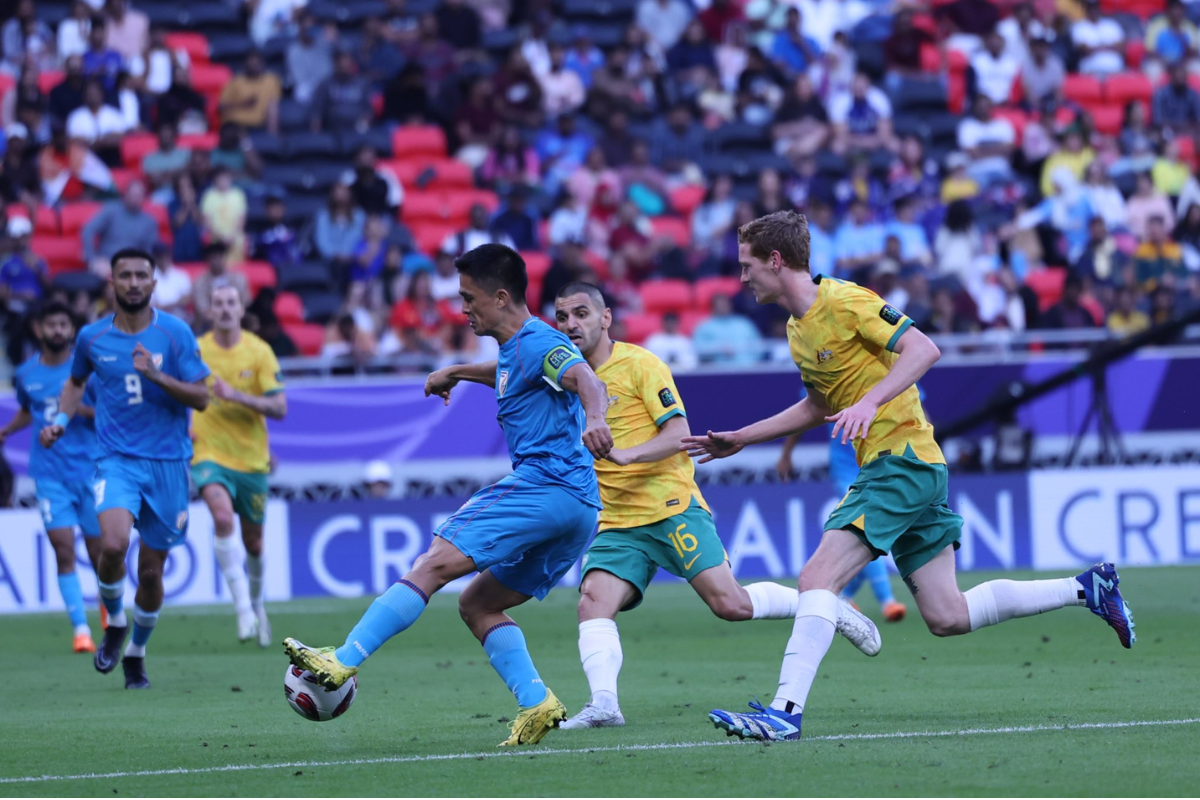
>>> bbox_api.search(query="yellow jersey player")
[192,282,287,646]
[685,211,1136,742]
[553,281,882,730]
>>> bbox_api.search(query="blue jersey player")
[1,302,102,653]
[284,244,613,746]
[41,249,210,689]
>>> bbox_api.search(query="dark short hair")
[556,281,606,310]
[110,247,156,273]
[38,300,77,327]
[455,243,528,302]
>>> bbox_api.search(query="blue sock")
[841,570,866,600]
[125,604,159,657]
[98,579,126,626]
[57,572,87,630]
[335,580,428,667]
[482,622,547,708]
[864,559,895,605]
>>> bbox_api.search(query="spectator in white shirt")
[797,0,871,51]
[956,94,1015,185]
[644,311,698,370]
[248,0,304,47]
[539,44,586,117]
[1072,0,1125,75]
[441,203,515,256]
[129,26,187,95]
[636,0,693,52]
[970,30,1021,105]
[150,242,193,318]
[997,2,1046,65]
[66,79,127,163]
[57,0,94,62]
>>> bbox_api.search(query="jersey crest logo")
[151,353,164,369]
[817,349,834,363]
[497,370,510,397]
[658,387,677,408]
[879,305,902,326]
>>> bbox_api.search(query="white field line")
[3,717,1197,786]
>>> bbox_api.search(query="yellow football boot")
[498,687,567,747]
[282,638,357,690]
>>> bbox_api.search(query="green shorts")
[191,461,269,525]
[824,449,962,579]
[581,502,727,611]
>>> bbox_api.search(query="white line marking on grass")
[4,717,1197,785]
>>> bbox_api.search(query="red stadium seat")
[60,202,103,235]
[669,185,706,217]
[694,276,743,309]
[164,32,210,63]
[521,251,551,281]
[649,216,691,248]
[240,260,277,297]
[179,132,219,151]
[1062,74,1103,105]
[284,322,325,356]
[920,42,942,74]
[947,71,966,113]
[1104,72,1153,105]
[0,73,13,98]
[120,133,159,170]
[639,279,693,314]
[620,312,663,344]
[413,222,459,256]
[109,167,138,194]
[274,291,305,324]
[37,70,63,94]
[679,309,708,336]
[1025,268,1067,311]
[1177,136,1198,168]
[992,107,1028,145]
[191,63,233,96]
[582,250,610,281]
[443,189,500,220]
[400,191,451,224]
[8,204,60,235]
[383,158,473,189]
[1090,104,1124,136]
[526,279,543,311]
[1124,39,1146,69]
[33,235,83,274]
[946,49,968,74]
[391,125,448,160]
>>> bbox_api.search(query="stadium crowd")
[0,0,1199,375]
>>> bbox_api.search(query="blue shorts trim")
[435,474,598,600]
[93,454,191,551]
[36,478,99,537]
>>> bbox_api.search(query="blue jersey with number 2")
[14,353,98,481]
[71,310,209,461]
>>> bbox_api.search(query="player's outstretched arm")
[608,414,690,466]
[560,361,613,460]
[0,408,32,446]
[682,395,831,463]
[40,375,87,448]
[133,343,210,411]
[827,326,940,444]
[425,361,497,404]
[213,378,287,420]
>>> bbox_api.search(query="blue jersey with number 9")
[71,310,210,460]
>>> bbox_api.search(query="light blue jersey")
[71,310,209,461]
[494,317,600,509]
[14,353,98,482]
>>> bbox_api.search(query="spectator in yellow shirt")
[1107,285,1151,336]
[218,50,281,133]
[1040,126,1095,197]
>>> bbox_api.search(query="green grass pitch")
[3,566,1199,797]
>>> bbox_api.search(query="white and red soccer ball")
[284,664,357,722]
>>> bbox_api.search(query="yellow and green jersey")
[192,331,284,474]
[593,342,709,531]
[787,275,944,467]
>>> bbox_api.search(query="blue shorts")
[435,474,599,600]
[93,454,191,552]
[36,478,99,537]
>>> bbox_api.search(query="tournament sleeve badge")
[879,305,903,326]
[658,387,677,408]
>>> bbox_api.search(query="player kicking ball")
[684,212,1135,741]
[2,302,102,653]
[192,283,286,646]
[283,244,612,746]
[551,282,883,730]
[42,248,211,689]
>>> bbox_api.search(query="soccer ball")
[284,664,357,722]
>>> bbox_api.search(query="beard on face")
[115,293,152,314]
[43,335,70,354]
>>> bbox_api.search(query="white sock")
[746,582,801,619]
[214,536,252,614]
[74,623,90,636]
[246,553,264,608]
[964,578,1084,632]
[578,618,622,711]
[769,589,838,715]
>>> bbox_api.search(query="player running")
[684,212,1136,741]
[283,244,613,746]
[551,282,882,730]
[1,302,102,652]
[192,282,286,647]
[42,248,210,689]
[779,431,907,621]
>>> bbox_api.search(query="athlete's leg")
[905,545,1086,638]
[46,526,91,642]
[458,570,546,707]
[571,570,636,718]
[204,484,254,632]
[120,544,167,689]
[240,517,270,646]
[96,508,133,627]
[691,565,802,622]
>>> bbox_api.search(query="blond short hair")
[737,210,811,272]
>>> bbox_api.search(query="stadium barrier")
[2,466,1197,615]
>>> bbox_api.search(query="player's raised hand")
[132,342,159,378]
[827,400,879,445]
[582,418,614,460]
[39,425,64,448]
[681,431,744,463]
[424,367,459,406]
